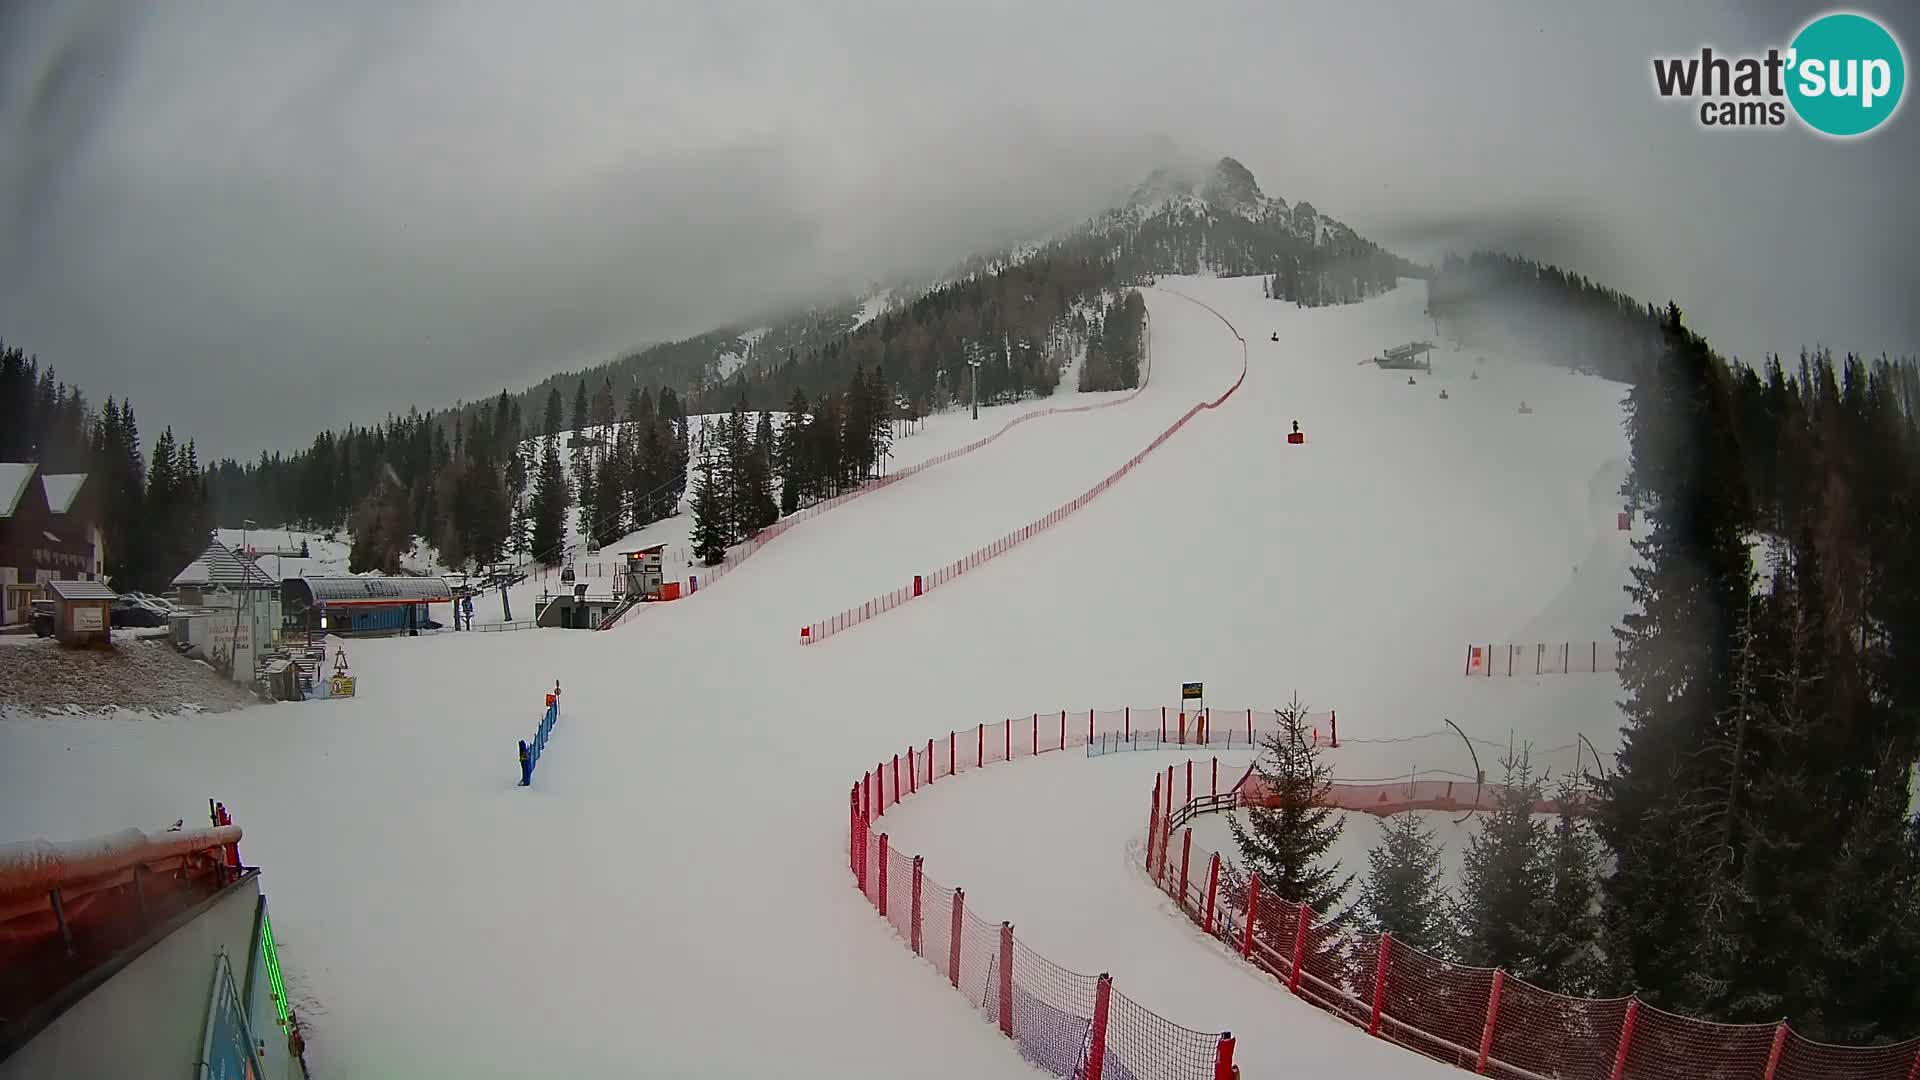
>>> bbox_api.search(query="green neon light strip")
[261,908,291,1027]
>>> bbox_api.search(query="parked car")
[111,594,171,628]
[30,599,54,638]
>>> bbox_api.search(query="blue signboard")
[201,952,261,1080]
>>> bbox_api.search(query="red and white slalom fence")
[803,292,1247,645]
[1465,641,1621,677]
[850,709,1241,1080]
[1143,766,1920,1080]
[679,319,1159,607]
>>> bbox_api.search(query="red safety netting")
[1104,984,1226,1080]
[804,302,1247,646]
[669,354,1160,610]
[848,710,1240,1080]
[1143,773,1920,1080]
[1773,1028,1920,1080]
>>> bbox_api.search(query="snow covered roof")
[288,575,452,605]
[0,462,34,517]
[40,473,86,514]
[172,539,277,589]
[46,579,116,601]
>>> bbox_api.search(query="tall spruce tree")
[1227,696,1352,914]
[1360,812,1453,955]
[1600,304,1755,1009]
[688,452,728,566]
[775,388,809,515]
[529,430,571,565]
[574,453,598,542]
[591,439,626,549]
[570,379,590,433]
[1454,750,1551,976]
[1534,777,1604,995]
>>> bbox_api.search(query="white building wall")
[0,876,263,1080]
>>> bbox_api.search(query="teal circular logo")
[1787,12,1905,137]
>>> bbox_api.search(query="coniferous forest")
[1233,254,1919,1046]
[2,345,213,593]
[1360,253,1918,1042]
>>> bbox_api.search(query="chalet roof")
[0,463,34,518]
[40,474,86,514]
[46,579,116,601]
[0,465,92,519]
[172,539,277,589]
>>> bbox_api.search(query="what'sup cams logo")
[1652,10,1905,137]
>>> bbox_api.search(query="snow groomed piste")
[4,275,1722,1077]
[853,704,1920,1080]
[801,289,1247,645]
[848,710,1302,1080]
[615,311,1160,634]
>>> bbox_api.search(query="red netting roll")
[1102,984,1224,1080]
[1485,973,1631,1080]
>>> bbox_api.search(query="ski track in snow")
[0,276,1635,1079]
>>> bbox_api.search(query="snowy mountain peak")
[1119,157,1291,224]
[1197,157,1268,215]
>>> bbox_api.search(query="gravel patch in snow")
[0,636,259,715]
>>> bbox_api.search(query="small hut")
[45,579,115,647]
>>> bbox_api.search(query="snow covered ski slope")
[0,276,1638,1078]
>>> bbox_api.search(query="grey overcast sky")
[2,1,1915,457]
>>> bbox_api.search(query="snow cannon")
[1287,421,1305,445]
[1470,370,1479,380]
[1269,332,1278,342]
[1518,401,1534,414]
[1438,389,1449,400]
[1407,375,1417,386]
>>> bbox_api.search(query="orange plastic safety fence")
[1104,983,1224,1080]
[1487,973,1632,1080]
[1378,939,1499,1067]
[1773,1029,1920,1080]
[1618,1001,1776,1080]
[849,713,1237,1080]
[803,304,1246,646]
[1147,771,1920,1080]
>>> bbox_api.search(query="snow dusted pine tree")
[1360,812,1453,955]
[1454,750,1552,975]
[688,452,728,567]
[1534,776,1604,995]
[1227,695,1352,914]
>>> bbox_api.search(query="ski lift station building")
[281,576,453,636]
[1375,341,1436,370]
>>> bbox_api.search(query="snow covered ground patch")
[0,275,1636,1079]
[875,747,1467,1080]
